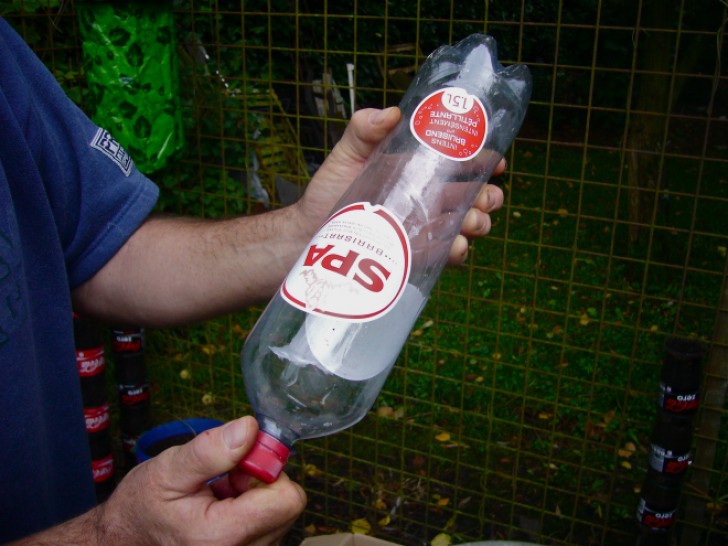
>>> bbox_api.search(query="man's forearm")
[9,506,108,546]
[71,204,311,327]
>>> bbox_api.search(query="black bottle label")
[118,382,150,407]
[112,328,144,355]
[637,498,677,530]
[649,443,692,475]
[658,384,699,414]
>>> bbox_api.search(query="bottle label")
[658,383,699,414]
[76,346,105,377]
[637,498,677,529]
[281,202,411,322]
[112,329,144,354]
[118,383,150,407]
[649,444,692,475]
[410,87,488,161]
[84,403,111,433]
[91,453,115,483]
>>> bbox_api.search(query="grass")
[136,138,728,545]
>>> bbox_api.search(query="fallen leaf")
[351,518,371,535]
[373,498,387,510]
[600,410,615,428]
[437,497,450,507]
[232,324,248,336]
[201,344,217,355]
[431,533,452,546]
[377,406,395,418]
[378,515,391,527]
[579,313,590,326]
[304,464,322,478]
[435,432,451,443]
[618,442,637,459]
[557,208,568,217]
[304,524,317,536]
[621,461,632,470]
[707,502,724,516]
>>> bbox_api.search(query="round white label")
[410,86,488,161]
[281,202,412,322]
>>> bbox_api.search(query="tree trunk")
[626,0,675,248]
[681,261,728,545]
[625,0,704,251]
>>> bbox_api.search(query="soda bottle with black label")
[237,34,531,483]
[74,314,115,501]
[74,314,107,408]
[115,351,151,468]
[649,410,693,477]
[636,469,681,545]
[84,402,115,502]
[658,337,704,416]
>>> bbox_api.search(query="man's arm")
[72,107,504,327]
[71,107,402,326]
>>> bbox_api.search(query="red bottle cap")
[238,431,290,483]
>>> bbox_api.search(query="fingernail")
[370,107,394,125]
[222,419,248,450]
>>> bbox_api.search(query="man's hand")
[294,107,505,265]
[103,416,305,545]
[13,417,305,546]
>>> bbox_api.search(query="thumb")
[334,107,401,163]
[160,416,259,493]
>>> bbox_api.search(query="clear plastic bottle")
[239,34,532,482]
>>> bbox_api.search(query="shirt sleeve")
[1,17,160,289]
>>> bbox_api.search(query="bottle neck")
[256,414,299,448]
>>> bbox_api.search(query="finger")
[226,474,307,543]
[448,234,470,265]
[460,208,493,239]
[227,465,257,494]
[157,416,259,493]
[472,184,505,215]
[493,157,507,177]
[208,474,237,499]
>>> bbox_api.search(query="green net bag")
[76,2,184,174]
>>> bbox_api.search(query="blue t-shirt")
[0,18,159,541]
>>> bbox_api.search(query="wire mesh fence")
[5,0,728,544]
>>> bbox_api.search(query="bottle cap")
[238,431,290,484]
